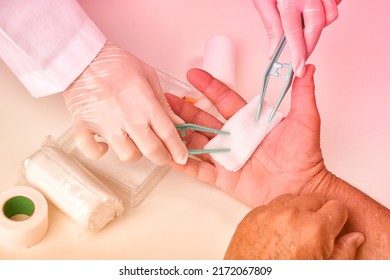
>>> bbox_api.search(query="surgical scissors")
[256,35,294,123]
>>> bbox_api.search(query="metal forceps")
[256,35,294,123]
[175,124,230,155]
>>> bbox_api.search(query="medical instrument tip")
[256,35,293,123]
[267,108,277,124]
[256,102,262,121]
[256,69,270,122]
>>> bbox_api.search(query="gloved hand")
[253,0,341,77]
[62,41,188,165]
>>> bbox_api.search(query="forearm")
[0,0,106,97]
[317,172,390,259]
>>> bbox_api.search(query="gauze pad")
[204,96,283,172]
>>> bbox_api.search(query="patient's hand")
[225,193,364,260]
[166,65,330,207]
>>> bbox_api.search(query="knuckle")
[326,10,339,25]
[306,20,326,34]
[159,126,180,142]
[142,146,170,165]
[309,221,326,236]
[142,144,161,158]
[119,149,142,162]
[277,206,300,223]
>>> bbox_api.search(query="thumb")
[161,95,185,125]
[328,232,365,260]
[149,72,185,125]
[288,64,320,126]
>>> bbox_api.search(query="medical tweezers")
[175,123,230,155]
[256,35,294,123]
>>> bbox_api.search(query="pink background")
[0,0,389,259]
[78,0,390,205]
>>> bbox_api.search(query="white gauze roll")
[198,34,237,121]
[23,146,124,233]
[202,34,237,89]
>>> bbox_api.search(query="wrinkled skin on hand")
[224,193,364,260]
[166,65,328,207]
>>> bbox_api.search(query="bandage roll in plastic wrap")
[23,146,124,234]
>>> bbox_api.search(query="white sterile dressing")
[204,96,283,172]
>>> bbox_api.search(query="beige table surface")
[1,0,389,259]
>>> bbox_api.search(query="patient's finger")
[170,157,218,186]
[166,93,224,139]
[187,68,247,119]
[317,200,348,240]
[288,64,320,125]
[329,232,365,260]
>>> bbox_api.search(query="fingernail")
[175,153,188,165]
[295,61,306,78]
[356,234,365,247]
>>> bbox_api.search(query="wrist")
[300,166,340,198]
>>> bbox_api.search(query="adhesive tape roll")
[0,186,48,249]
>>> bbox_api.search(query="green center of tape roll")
[3,196,35,221]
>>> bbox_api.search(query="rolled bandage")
[23,146,124,234]
[0,186,48,248]
[204,96,283,172]
[198,34,237,121]
[202,34,237,89]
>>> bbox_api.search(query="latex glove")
[62,42,188,165]
[225,193,365,260]
[253,0,341,77]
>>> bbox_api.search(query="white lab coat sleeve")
[0,0,106,98]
